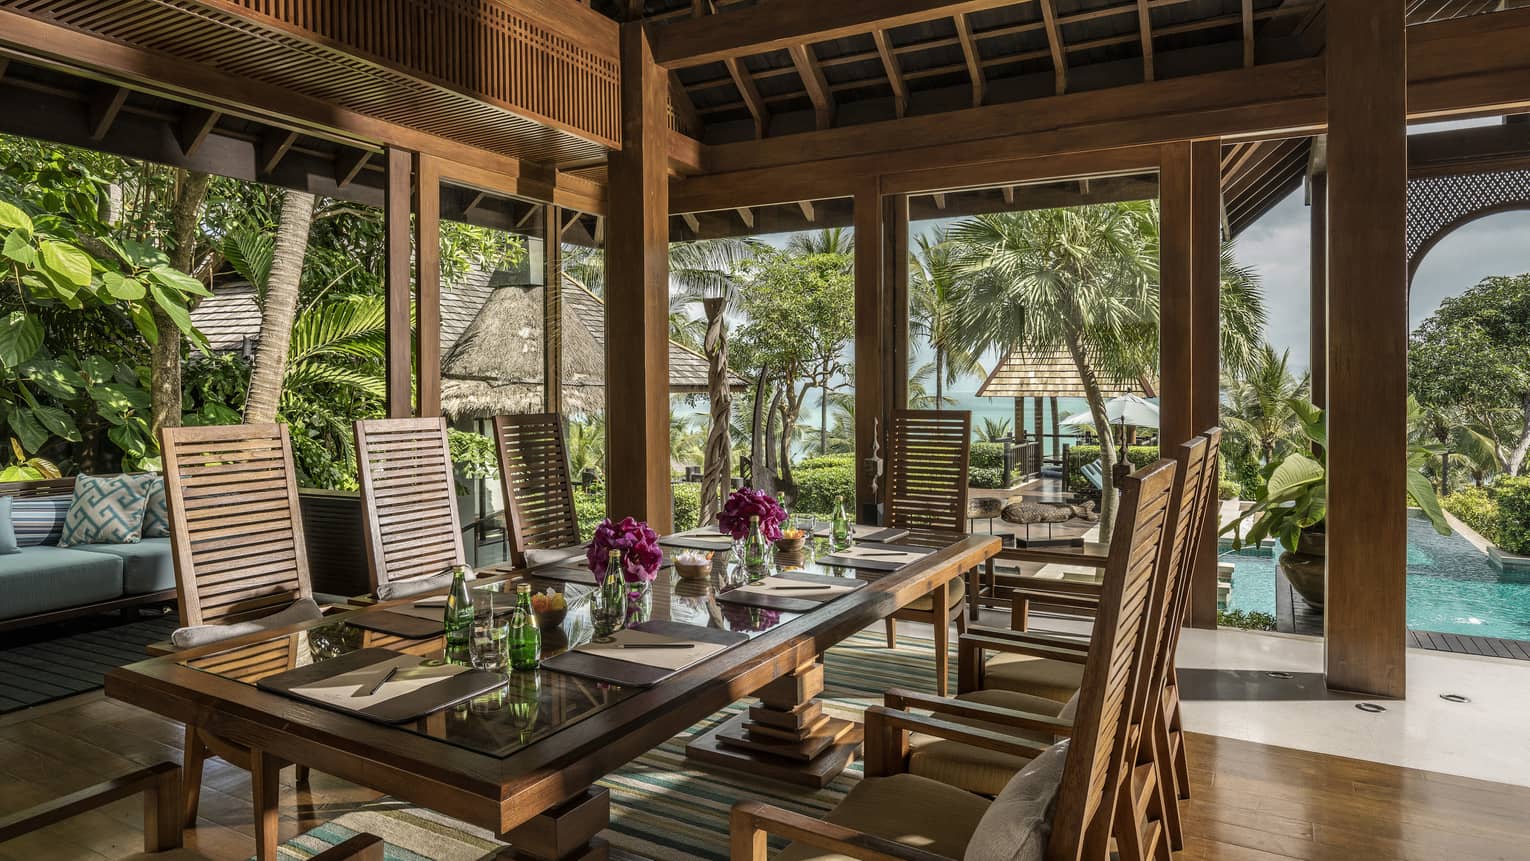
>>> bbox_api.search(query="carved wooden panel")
[1407,168,1530,275]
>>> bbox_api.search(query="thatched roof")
[975,347,1139,399]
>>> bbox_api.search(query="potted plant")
[1222,399,1450,607]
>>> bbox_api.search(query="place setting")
[256,648,507,724]
[541,620,747,687]
[717,573,866,613]
[814,541,936,572]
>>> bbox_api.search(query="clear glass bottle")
[593,549,625,640]
[443,564,475,662]
[743,514,770,579]
[831,495,852,551]
[507,582,541,671]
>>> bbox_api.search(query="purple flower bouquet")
[717,487,788,541]
[586,517,664,584]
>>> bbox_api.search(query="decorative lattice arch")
[1407,168,1530,281]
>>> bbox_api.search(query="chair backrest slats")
[160,424,312,627]
[354,417,466,593]
[1162,428,1224,676]
[884,409,972,534]
[1048,458,1177,861]
[493,413,580,567]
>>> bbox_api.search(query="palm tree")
[787,228,854,257]
[567,413,606,478]
[949,203,1158,539]
[976,416,1013,443]
[1220,343,1309,468]
[910,229,985,406]
[1408,396,1503,494]
[1217,244,1267,378]
[244,190,317,423]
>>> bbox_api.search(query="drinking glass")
[470,593,509,672]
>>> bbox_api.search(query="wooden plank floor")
[1407,628,1530,661]
[5,692,1530,860]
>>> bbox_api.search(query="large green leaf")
[222,229,274,292]
[149,286,200,342]
[148,264,212,298]
[7,409,48,453]
[0,312,43,369]
[19,359,83,399]
[102,270,147,301]
[0,200,33,234]
[1264,452,1324,499]
[38,239,92,288]
[1406,467,1452,535]
[31,405,79,442]
[282,361,387,397]
[3,230,37,266]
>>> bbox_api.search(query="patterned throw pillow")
[141,475,170,539]
[13,495,70,546]
[58,474,158,546]
[0,496,18,555]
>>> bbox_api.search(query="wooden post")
[1325,0,1407,698]
[414,153,442,417]
[384,147,413,419]
[854,180,885,524]
[544,203,564,415]
[1158,143,1194,461]
[606,22,674,532]
[1190,138,1222,628]
[1309,171,1328,408]
[885,194,910,414]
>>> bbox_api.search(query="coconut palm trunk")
[151,169,211,437]
[1063,326,1118,541]
[244,190,316,424]
[699,297,731,525]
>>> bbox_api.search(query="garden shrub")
[794,462,855,514]
[573,484,607,541]
[968,466,1005,489]
[1065,445,1159,492]
[1442,487,1499,545]
[969,442,1006,471]
[672,482,701,532]
[1219,479,1243,501]
[795,453,854,471]
[1493,477,1530,555]
[1217,609,1276,631]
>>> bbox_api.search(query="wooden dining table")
[105,529,1001,861]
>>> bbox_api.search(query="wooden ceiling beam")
[954,14,985,108]
[669,73,702,137]
[788,44,835,130]
[682,212,701,232]
[723,57,768,137]
[259,129,300,175]
[736,206,754,228]
[175,107,220,157]
[872,30,909,118]
[798,200,816,221]
[1241,0,1256,67]
[87,85,130,141]
[649,0,1020,68]
[1038,0,1068,96]
[335,149,372,189]
[1136,0,1155,82]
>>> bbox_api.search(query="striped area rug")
[271,630,954,861]
[0,613,177,714]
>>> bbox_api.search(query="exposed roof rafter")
[723,57,768,137]
[872,30,909,118]
[1136,0,1155,81]
[1241,0,1256,67]
[788,44,835,129]
[954,14,985,108]
[1038,0,1068,95]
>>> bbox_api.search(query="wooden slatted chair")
[493,413,585,568]
[0,761,384,860]
[876,434,1213,858]
[946,429,1222,850]
[730,459,1179,861]
[159,423,324,835]
[881,409,972,694]
[354,417,466,599]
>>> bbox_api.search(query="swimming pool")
[1221,513,1530,640]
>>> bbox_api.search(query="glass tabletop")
[178,533,948,759]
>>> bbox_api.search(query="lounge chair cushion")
[59,473,156,546]
[74,538,175,594]
[376,569,464,601]
[524,544,588,567]
[908,689,1065,796]
[903,575,966,612]
[170,597,324,649]
[983,652,1086,704]
[776,773,991,861]
[963,740,1070,861]
[0,496,17,555]
[0,546,124,620]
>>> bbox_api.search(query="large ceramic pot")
[1278,530,1326,607]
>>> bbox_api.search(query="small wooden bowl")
[675,561,713,581]
[536,607,568,629]
[774,535,806,554]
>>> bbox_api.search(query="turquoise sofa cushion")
[74,538,176,595]
[0,497,17,555]
[0,546,124,620]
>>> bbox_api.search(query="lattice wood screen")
[1407,168,1530,273]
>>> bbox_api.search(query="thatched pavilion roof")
[975,347,1139,399]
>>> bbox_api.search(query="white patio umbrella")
[1060,394,1160,429]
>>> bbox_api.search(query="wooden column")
[854,180,885,524]
[1189,138,1223,628]
[885,194,910,413]
[1158,144,1194,462]
[1325,0,1407,698]
[543,203,564,415]
[414,153,442,417]
[606,22,673,531]
[384,147,413,418]
[1309,171,1328,408]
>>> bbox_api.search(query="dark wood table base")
[501,786,610,861]
[685,660,863,789]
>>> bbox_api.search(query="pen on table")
[767,585,833,591]
[358,666,397,697]
[618,643,695,649]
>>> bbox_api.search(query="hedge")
[1493,477,1530,555]
[794,463,855,515]
[1218,479,1243,501]
[796,453,854,471]
[969,442,1006,471]
[1065,445,1160,492]
[1443,487,1499,545]
[969,466,1005,489]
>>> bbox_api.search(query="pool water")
[1222,513,1530,640]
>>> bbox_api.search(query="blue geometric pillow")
[58,474,157,546]
[140,475,170,539]
[13,495,70,547]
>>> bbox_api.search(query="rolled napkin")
[376,570,462,601]
[171,597,324,649]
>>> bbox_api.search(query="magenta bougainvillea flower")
[586,516,664,584]
[717,487,788,541]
